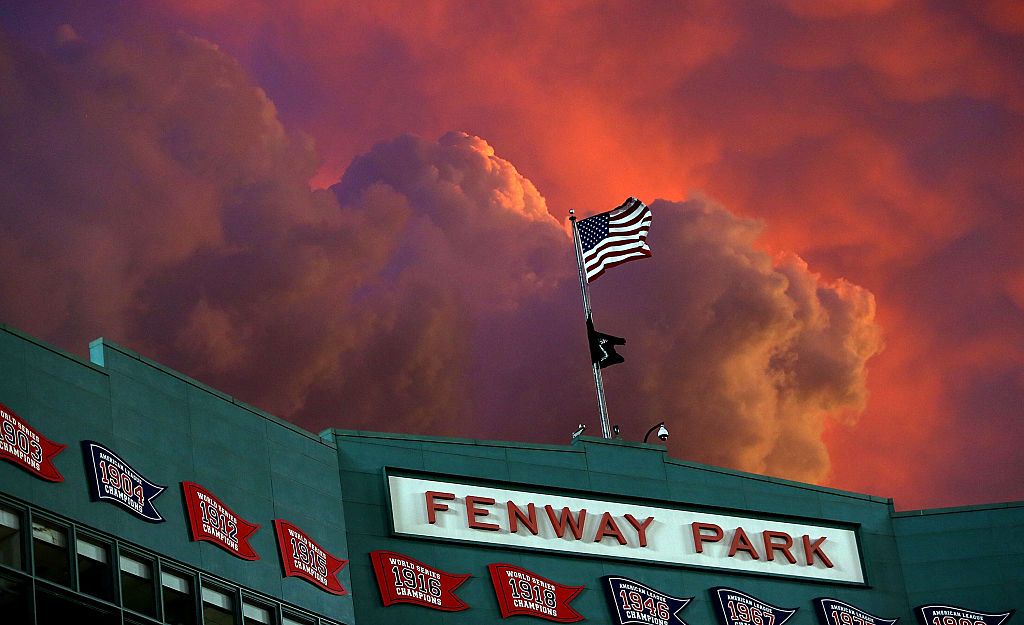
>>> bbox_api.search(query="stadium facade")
[0,323,1019,625]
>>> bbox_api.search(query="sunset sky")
[1,1,1021,511]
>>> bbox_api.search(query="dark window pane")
[0,570,31,623]
[120,552,157,617]
[32,519,70,585]
[0,505,22,570]
[282,613,314,625]
[202,585,236,625]
[77,535,114,600]
[37,585,119,625]
[161,568,197,625]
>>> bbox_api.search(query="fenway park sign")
[387,474,864,584]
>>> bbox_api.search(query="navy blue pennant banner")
[711,587,797,625]
[83,441,166,523]
[602,576,691,625]
[917,605,1014,625]
[816,598,898,625]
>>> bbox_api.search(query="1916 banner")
[182,482,260,560]
[711,587,798,625]
[83,441,165,522]
[917,605,1014,625]
[273,519,348,595]
[0,403,65,482]
[602,576,691,625]
[370,550,469,611]
[488,563,584,623]
[817,598,898,625]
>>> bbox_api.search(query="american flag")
[577,197,652,282]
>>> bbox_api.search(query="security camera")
[571,424,586,440]
[656,423,669,441]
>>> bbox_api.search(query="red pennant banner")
[273,519,348,595]
[488,563,584,623]
[0,403,65,482]
[370,550,470,611]
[182,482,260,560]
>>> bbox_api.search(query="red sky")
[1,1,1021,510]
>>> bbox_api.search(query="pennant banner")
[0,403,65,482]
[83,441,165,522]
[711,587,798,625]
[182,482,260,560]
[370,550,470,611]
[917,605,1014,625]
[603,575,691,625]
[816,598,898,625]
[273,519,348,595]
[488,563,584,623]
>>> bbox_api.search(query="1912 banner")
[273,519,348,595]
[0,403,65,482]
[488,563,584,623]
[370,550,469,611]
[83,441,165,522]
[182,482,260,560]
[602,576,691,625]
[711,587,798,625]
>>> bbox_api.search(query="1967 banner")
[711,587,798,625]
[488,563,584,623]
[273,519,348,595]
[370,550,470,611]
[182,482,260,560]
[0,403,65,482]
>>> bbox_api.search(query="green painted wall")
[1,321,1020,625]
[0,324,354,623]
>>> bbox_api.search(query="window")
[243,598,277,625]
[162,568,198,625]
[120,551,157,617]
[77,534,114,600]
[0,570,31,623]
[0,505,22,569]
[202,584,237,625]
[32,518,70,585]
[282,613,315,625]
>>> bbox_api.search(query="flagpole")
[570,210,612,439]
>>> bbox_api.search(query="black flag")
[588,318,626,369]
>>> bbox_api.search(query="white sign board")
[388,475,864,584]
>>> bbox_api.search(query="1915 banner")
[273,519,348,595]
[370,550,469,611]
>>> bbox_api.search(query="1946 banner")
[488,563,584,623]
[182,482,260,560]
[370,550,469,611]
[602,576,691,625]
[816,598,898,625]
[916,605,1014,625]
[273,519,348,595]
[0,403,65,482]
[711,587,798,625]
[83,441,165,522]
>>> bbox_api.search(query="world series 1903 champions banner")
[273,519,348,595]
[181,482,260,560]
[816,598,898,625]
[711,587,798,625]
[83,441,165,522]
[0,403,65,482]
[917,605,1014,625]
[488,563,584,623]
[370,550,470,611]
[602,575,692,625]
